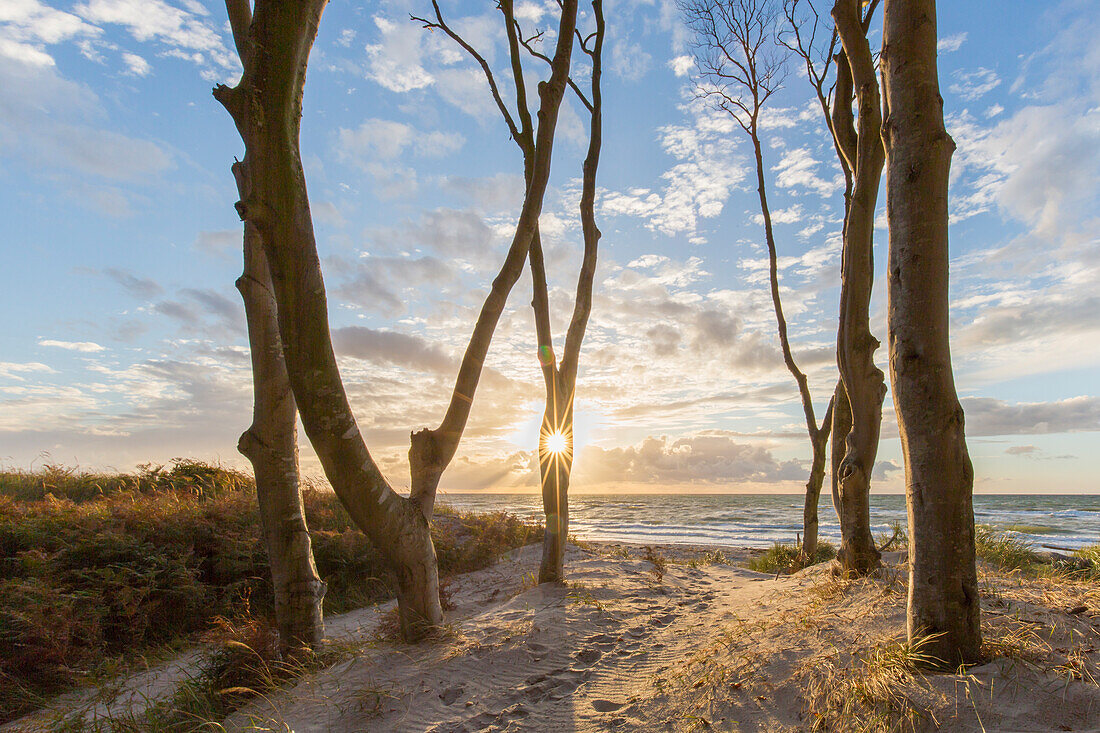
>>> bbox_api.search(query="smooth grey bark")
[682,0,833,561]
[831,0,884,575]
[783,0,881,574]
[882,0,980,665]
[217,0,576,641]
[235,212,325,655]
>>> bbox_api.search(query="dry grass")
[0,461,540,725]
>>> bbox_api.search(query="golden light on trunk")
[543,430,571,458]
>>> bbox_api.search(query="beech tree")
[235,192,325,654]
[216,0,579,640]
[881,0,980,664]
[522,4,604,583]
[783,0,884,575]
[415,0,605,583]
[681,0,834,559]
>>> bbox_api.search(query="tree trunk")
[750,129,831,562]
[235,218,325,655]
[537,369,573,583]
[830,379,851,518]
[832,0,885,576]
[530,1,603,584]
[882,0,980,666]
[214,0,441,640]
[801,409,832,561]
[216,0,579,640]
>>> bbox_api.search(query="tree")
[829,0,886,576]
[235,205,325,655]
[218,1,324,656]
[415,0,604,583]
[784,0,884,575]
[881,0,980,665]
[681,0,834,560]
[216,0,579,640]
[522,3,605,584]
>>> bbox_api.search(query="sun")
[544,430,570,455]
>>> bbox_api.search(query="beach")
[221,541,1098,732]
[7,539,1098,732]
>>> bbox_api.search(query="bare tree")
[681,0,834,560]
[881,0,980,664]
[829,0,885,575]
[216,0,579,640]
[415,0,604,583]
[522,4,605,584]
[235,199,325,655]
[781,0,883,575]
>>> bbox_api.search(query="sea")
[437,493,1100,551]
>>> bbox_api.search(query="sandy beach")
[5,539,1097,731]
[207,541,1098,732]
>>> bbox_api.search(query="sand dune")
[225,543,1100,732]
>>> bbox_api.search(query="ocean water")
[438,493,1100,551]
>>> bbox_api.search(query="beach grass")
[0,460,540,725]
[746,540,837,574]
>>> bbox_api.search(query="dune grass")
[747,540,837,574]
[0,460,540,725]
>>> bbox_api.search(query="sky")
[1,0,1098,495]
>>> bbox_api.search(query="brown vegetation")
[0,461,539,724]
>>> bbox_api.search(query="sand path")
[229,543,791,732]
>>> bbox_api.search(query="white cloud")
[38,339,106,353]
[0,36,54,65]
[336,118,465,193]
[0,60,172,184]
[121,50,149,76]
[364,14,434,92]
[74,0,236,74]
[949,67,1001,101]
[600,103,745,237]
[610,40,652,82]
[0,361,56,380]
[773,146,836,197]
[938,32,967,53]
[668,55,693,77]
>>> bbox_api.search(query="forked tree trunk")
[881,0,980,666]
[216,0,578,640]
[832,0,885,576]
[535,3,603,583]
[235,219,325,655]
[421,0,601,584]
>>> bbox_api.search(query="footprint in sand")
[439,685,464,705]
[649,612,677,627]
[575,648,603,665]
[591,699,626,712]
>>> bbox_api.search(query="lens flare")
[544,430,569,455]
[538,344,555,367]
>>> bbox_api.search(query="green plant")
[747,541,836,575]
[974,526,1039,571]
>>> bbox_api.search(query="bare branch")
[224,0,252,64]
[517,22,594,112]
[411,0,522,143]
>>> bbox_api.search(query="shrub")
[0,462,539,724]
[974,526,1039,571]
[748,541,837,574]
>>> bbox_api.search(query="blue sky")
[1,0,1098,494]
